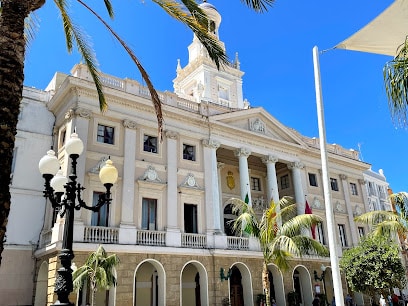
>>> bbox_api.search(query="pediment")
[210,107,308,147]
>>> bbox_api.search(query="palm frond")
[153,0,228,69]
[240,0,275,13]
[280,214,323,237]
[24,13,39,46]
[103,0,114,18]
[77,0,163,139]
[383,36,408,126]
[54,0,107,112]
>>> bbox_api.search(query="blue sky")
[24,0,406,192]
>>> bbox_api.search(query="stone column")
[70,108,91,242]
[339,174,358,245]
[202,139,221,234]
[262,155,279,203]
[235,148,252,205]
[119,120,137,244]
[217,162,225,233]
[288,161,306,215]
[359,179,371,213]
[166,131,180,232]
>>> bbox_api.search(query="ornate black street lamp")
[314,264,328,306]
[39,132,118,306]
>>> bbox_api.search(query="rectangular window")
[143,135,158,153]
[97,124,114,145]
[358,226,365,239]
[368,182,375,196]
[183,144,196,161]
[350,183,358,195]
[91,192,109,227]
[338,224,347,247]
[280,174,289,190]
[142,198,157,230]
[316,223,325,245]
[330,178,339,191]
[251,177,261,191]
[59,129,67,149]
[184,204,198,234]
[308,173,318,187]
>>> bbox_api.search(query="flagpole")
[313,46,345,306]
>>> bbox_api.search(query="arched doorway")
[293,266,313,306]
[180,261,208,306]
[268,264,285,306]
[134,260,166,306]
[230,266,244,306]
[34,261,48,306]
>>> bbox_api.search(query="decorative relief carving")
[180,173,199,188]
[234,147,251,158]
[339,174,347,180]
[262,155,278,164]
[140,165,161,182]
[123,119,137,129]
[252,196,267,212]
[202,139,220,149]
[165,130,179,140]
[89,156,108,174]
[353,205,362,216]
[358,179,366,185]
[226,171,235,190]
[249,118,265,133]
[74,107,92,118]
[65,109,74,120]
[217,162,225,170]
[288,161,304,170]
[335,201,345,213]
[312,197,323,209]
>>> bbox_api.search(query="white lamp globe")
[50,170,68,193]
[39,150,60,176]
[99,159,118,185]
[65,132,84,156]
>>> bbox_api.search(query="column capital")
[202,139,220,149]
[262,155,278,164]
[123,119,137,129]
[358,179,366,185]
[234,147,251,158]
[165,130,179,140]
[74,107,92,119]
[339,174,347,180]
[288,161,304,170]
[217,162,225,169]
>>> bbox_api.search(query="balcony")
[137,230,166,246]
[84,226,119,244]
[227,236,249,250]
[181,233,207,248]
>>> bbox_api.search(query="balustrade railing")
[227,236,249,250]
[137,230,166,246]
[181,233,207,248]
[40,229,53,248]
[84,226,119,244]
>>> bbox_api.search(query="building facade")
[0,2,396,306]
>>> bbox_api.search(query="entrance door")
[230,267,244,306]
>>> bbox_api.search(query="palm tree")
[384,38,408,126]
[354,192,408,240]
[229,196,329,306]
[0,0,275,266]
[72,245,120,306]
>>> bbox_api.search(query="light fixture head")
[39,150,60,176]
[65,132,84,156]
[50,170,68,193]
[99,159,118,185]
[320,264,326,272]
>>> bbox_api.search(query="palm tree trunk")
[262,262,271,306]
[0,0,33,267]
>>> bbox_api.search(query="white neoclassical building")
[0,2,396,306]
